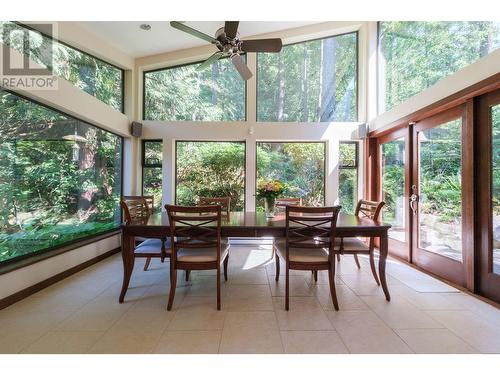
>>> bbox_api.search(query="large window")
[142,140,163,212]
[144,58,246,121]
[256,142,325,210]
[0,22,124,112]
[175,141,245,211]
[339,142,358,213]
[257,32,357,122]
[0,89,122,265]
[379,21,500,112]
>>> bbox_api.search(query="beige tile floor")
[1,245,499,354]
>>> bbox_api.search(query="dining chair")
[274,205,342,311]
[198,197,231,218]
[123,195,154,215]
[275,197,302,213]
[165,204,230,310]
[335,199,385,285]
[121,197,169,271]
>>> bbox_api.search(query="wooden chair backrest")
[275,198,302,212]
[121,197,150,224]
[166,205,222,263]
[285,205,341,261]
[198,197,231,217]
[354,200,385,221]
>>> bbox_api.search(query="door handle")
[409,184,418,215]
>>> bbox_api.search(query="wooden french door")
[411,105,471,286]
[378,128,411,261]
[476,89,500,301]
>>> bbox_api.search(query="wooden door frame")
[476,89,500,301]
[374,127,412,262]
[411,104,473,287]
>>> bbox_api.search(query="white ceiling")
[78,21,318,58]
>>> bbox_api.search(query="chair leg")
[216,266,221,310]
[313,270,318,282]
[275,253,280,281]
[369,251,381,286]
[328,261,339,311]
[223,255,229,281]
[336,253,341,262]
[185,270,191,282]
[285,265,290,311]
[353,254,361,269]
[167,266,177,311]
[143,257,151,271]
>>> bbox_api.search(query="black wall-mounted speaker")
[131,122,142,137]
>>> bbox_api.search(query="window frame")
[141,139,163,204]
[255,141,327,208]
[13,22,126,113]
[0,88,124,269]
[255,30,359,123]
[142,55,248,122]
[174,140,247,211]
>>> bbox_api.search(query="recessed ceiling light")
[140,24,151,31]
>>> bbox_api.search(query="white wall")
[0,35,132,300]
[137,22,370,211]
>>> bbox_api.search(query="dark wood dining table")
[120,211,392,303]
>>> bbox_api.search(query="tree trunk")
[478,22,492,58]
[277,53,285,121]
[339,77,356,121]
[319,38,337,122]
[301,44,309,122]
[211,61,219,105]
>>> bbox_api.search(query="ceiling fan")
[170,21,283,80]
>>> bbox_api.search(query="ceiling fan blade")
[224,21,239,39]
[231,54,253,80]
[240,38,283,53]
[170,21,217,44]
[196,52,224,71]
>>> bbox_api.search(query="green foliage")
[381,140,405,226]
[0,22,123,111]
[257,33,357,122]
[144,58,245,121]
[0,90,122,264]
[256,143,325,209]
[380,21,500,112]
[176,142,246,211]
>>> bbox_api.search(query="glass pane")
[339,142,358,213]
[418,119,462,260]
[257,33,357,122]
[491,104,500,274]
[175,142,245,211]
[0,22,123,111]
[379,22,500,113]
[144,57,246,121]
[256,142,325,210]
[0,90,122,264]
[143,141,162,166]
[143,168,162,212]
[381,138,406,242]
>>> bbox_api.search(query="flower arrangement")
[256,179,285,199]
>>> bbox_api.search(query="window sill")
[0,229,121,276]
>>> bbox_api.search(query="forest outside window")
[144,57,246,121]
[378,21,500,113]
[0,89,123,265]
[0,22,124,112]
[339,142,358,213]
[142,140,163,212]
[256,142,325,210]
[175,141,246,211]
[257,32,358,122]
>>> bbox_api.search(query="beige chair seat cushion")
[135,238,170,255]
[177,240,230,262]
[274,239,329,263]
[334,238,370,252]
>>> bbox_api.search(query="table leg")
[378,231,391,301]
[119,234,135,303]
